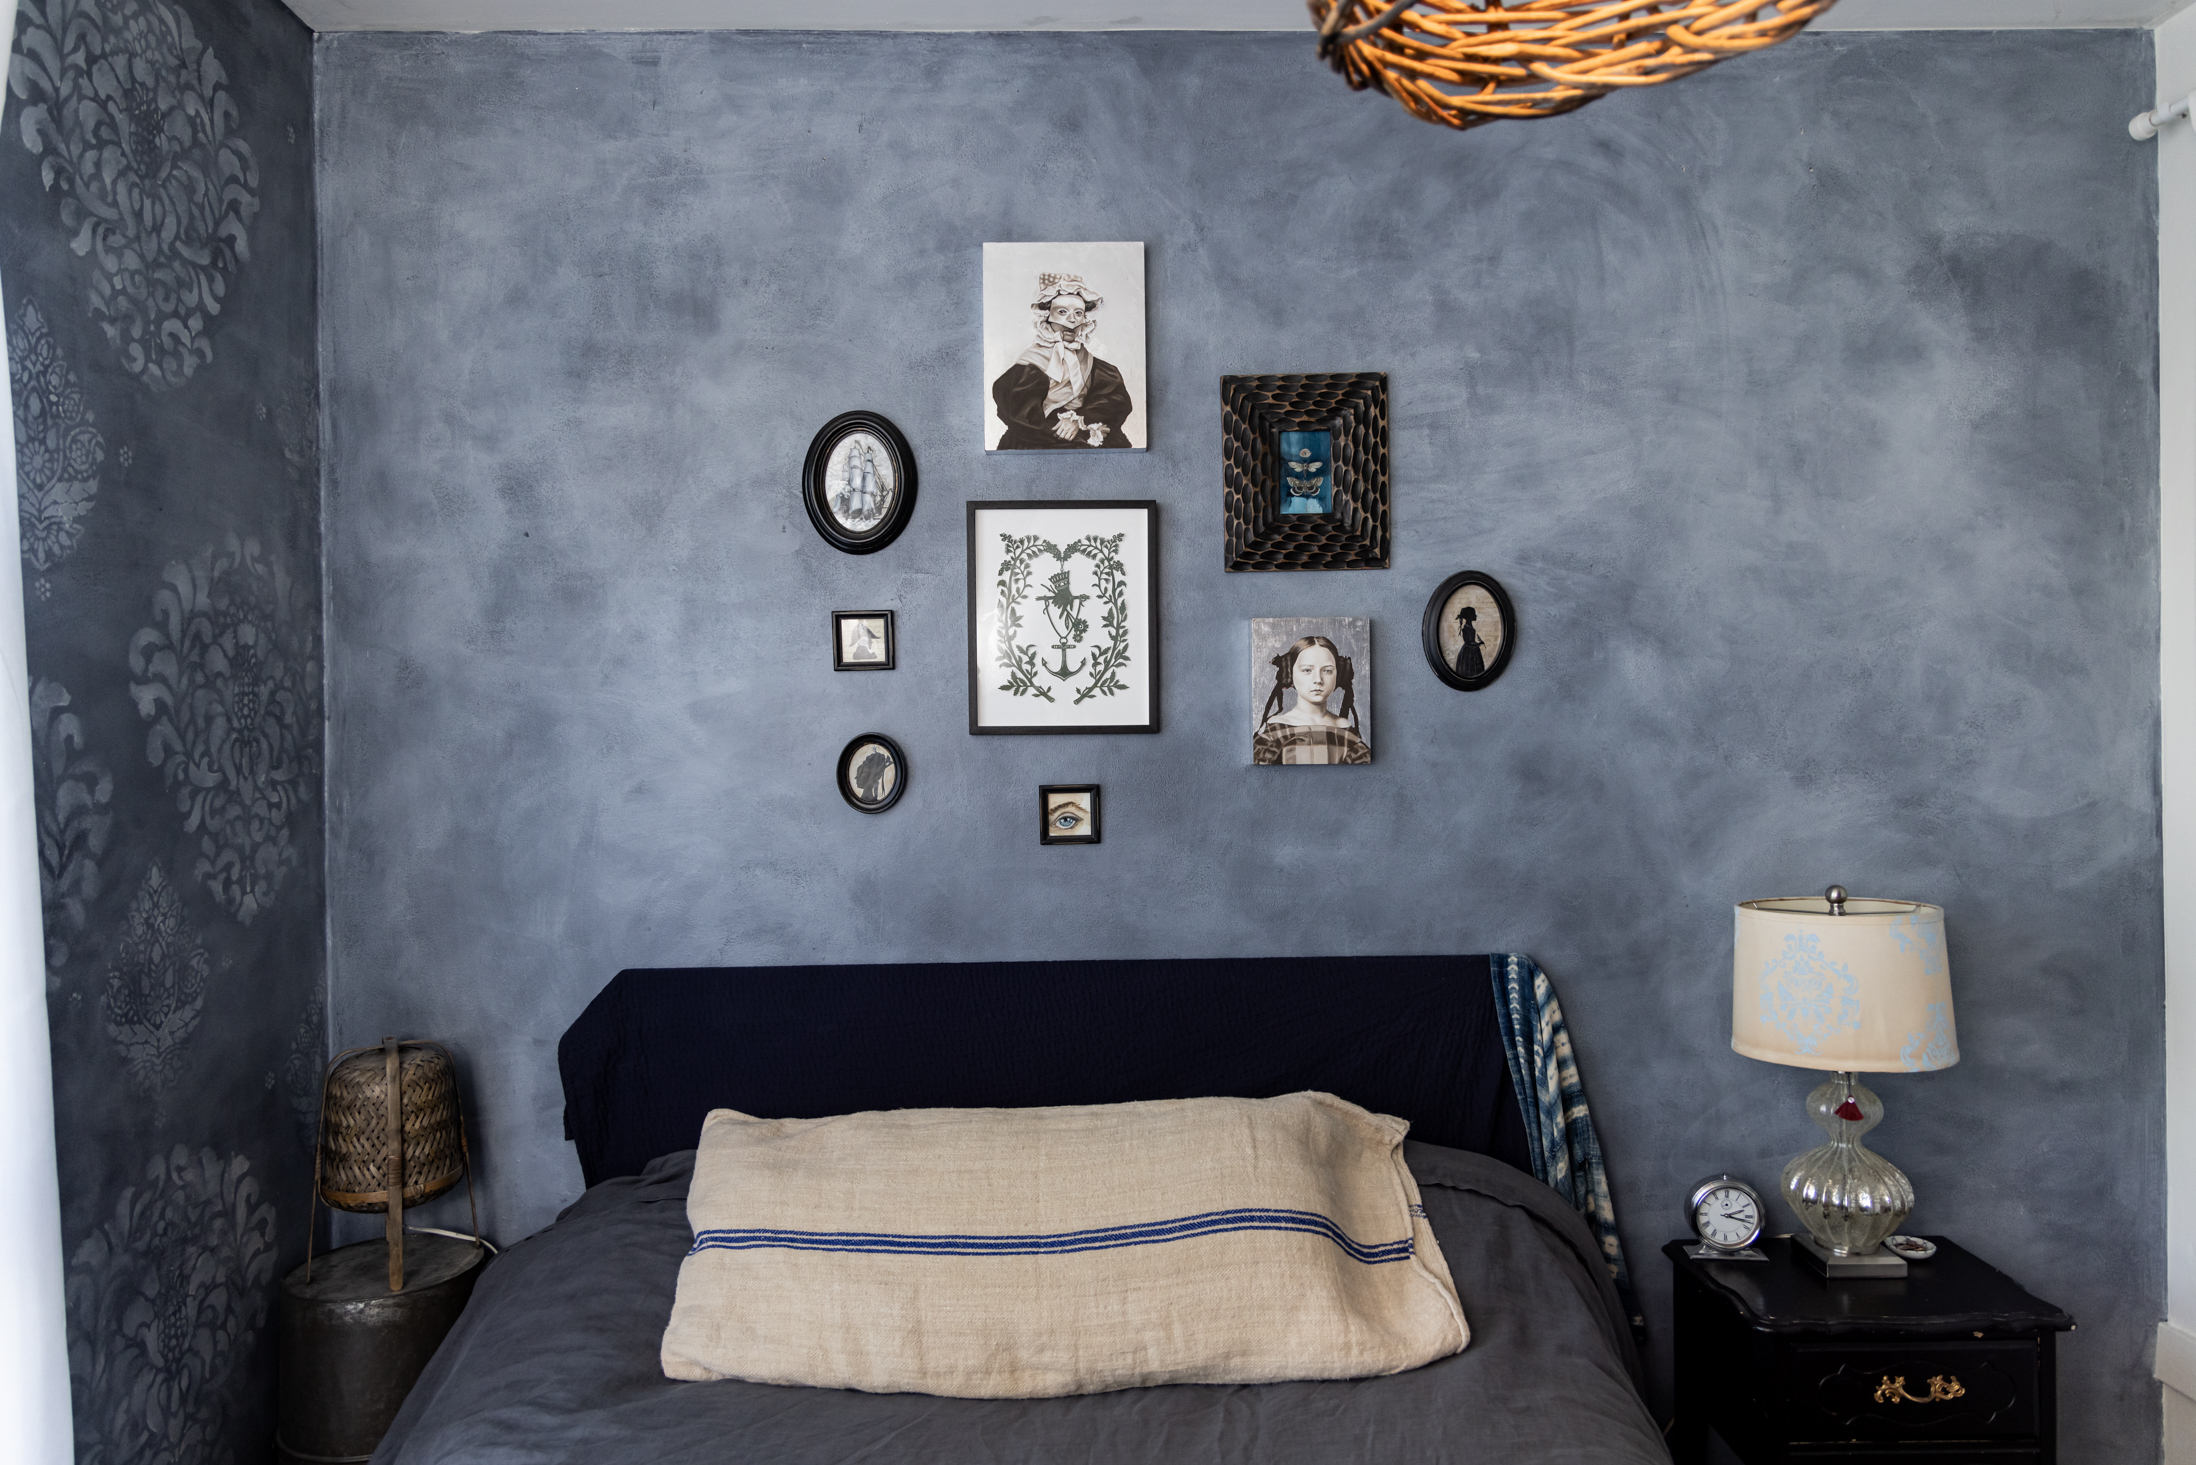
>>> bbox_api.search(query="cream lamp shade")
[1731,896,1958,1074]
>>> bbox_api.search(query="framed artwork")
[967,501,1159,735]
[1220,374,1389,571]
[836,733,907,813]
[1250,617,1371,765]
[1038,784,1102,844]
[983,242,1146,452]
[1422,572,1515,691]
[803,412,917,554]
[832,610,896,671]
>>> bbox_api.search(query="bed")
[375,954,1670,1464]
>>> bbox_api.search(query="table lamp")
[1732,887,1958,1276]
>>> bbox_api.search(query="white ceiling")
[280,0,2196,31]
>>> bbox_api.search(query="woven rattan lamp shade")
[320,1043,465,1210]
[1310,0,1837,132]
[313,1038,475,1292]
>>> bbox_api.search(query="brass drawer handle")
[1874,1374,1966,1405]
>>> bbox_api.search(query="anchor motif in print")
[1038,569,1090,682]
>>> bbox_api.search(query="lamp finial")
[1824,884,1848,914]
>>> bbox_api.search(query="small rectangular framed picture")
[1038,784,1101,844]
[983,242,1147,451]
[832,610,895,671]
[1251,616,1372,765]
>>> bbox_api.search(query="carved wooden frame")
[1221,372,1389,572]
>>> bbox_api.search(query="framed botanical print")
[966,501,1159,735]
[832,610,895,671]
[803,411,917,554]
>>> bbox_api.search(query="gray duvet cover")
[377,1142,1669,1464]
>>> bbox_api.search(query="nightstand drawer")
[1792,1340,2037,1442]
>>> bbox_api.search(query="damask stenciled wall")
[3,1,321,1463]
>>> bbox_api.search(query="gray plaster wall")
[316,29,2161,1457]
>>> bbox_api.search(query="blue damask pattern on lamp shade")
[1732,896,1960,1074]
[8,0,261,389]
[1754,930,1860,1058]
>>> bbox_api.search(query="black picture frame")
[966,501,1161,735]
[836,733,908,813]
[831,610,896,671]
[1422,571,1516,691]
[1221,373,1389,571]
[803,411,917,555]
[1038,784,1102,844]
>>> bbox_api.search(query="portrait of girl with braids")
[1252,633,1370,765]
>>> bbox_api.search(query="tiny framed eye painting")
[1038,784,1101,844]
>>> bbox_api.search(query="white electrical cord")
[2133,90,2196,140]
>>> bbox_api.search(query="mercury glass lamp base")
[1790,1230,1907,1278]
[1780,1073,1917,1264]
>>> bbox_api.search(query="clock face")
[1693,1185,1761,1249]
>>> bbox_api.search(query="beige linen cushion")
[660,1091,1467,1397]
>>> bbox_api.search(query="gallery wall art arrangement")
[3,1,323,1462]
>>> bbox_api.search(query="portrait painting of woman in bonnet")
[1250,617,1372,765]
[982,243,1146,452]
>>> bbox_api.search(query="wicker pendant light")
[1310,0,1836,132]
[310,1038,478,1292]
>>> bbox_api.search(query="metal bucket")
[276,1232,489,1463]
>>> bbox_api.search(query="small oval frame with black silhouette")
[1422,571,1516,692]
[1038,784,1101,844]
[837,733,908,814]
[804,412,917,555]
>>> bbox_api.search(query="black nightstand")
[1664,1237,2073,1464]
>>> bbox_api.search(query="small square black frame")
[832,610,896,671]
[1038,784,1102,844]
[1221,373,1389,571]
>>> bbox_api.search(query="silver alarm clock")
[1684,1174,1769,1261]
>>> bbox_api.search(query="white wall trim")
[278,0,2196,32]
[2162,9,2196,1463]
[2166,1320,2196,1400]
[0,7,81,1462]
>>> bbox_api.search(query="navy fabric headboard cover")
[559,955,1533,1189]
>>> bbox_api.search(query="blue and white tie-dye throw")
[1490,953,1641,1338]
[660,1092,1467,1397]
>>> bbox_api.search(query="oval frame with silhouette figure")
[836,733,908,813]
[1422,572,1515,692]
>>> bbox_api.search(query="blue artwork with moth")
[1278,430,1332,515]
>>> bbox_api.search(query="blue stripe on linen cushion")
[660,1092,1467,1397]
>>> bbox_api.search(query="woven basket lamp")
[1309,0,1837,132]
[312,1038,478,1292]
